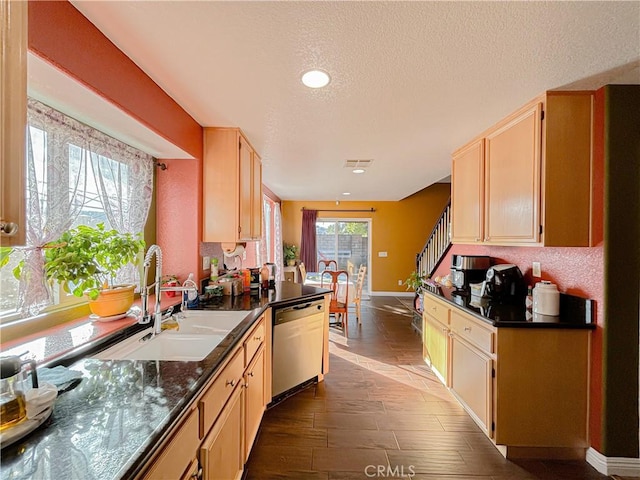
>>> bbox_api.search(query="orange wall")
[281,184,451,292]
[29,1,204,284]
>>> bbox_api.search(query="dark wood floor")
[245,296,619,480]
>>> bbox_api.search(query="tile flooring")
[245,296,626,480]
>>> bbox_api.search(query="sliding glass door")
[315,219,370,294]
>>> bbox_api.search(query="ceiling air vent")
[344,159,373,169]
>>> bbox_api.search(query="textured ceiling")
[68,1,639,201]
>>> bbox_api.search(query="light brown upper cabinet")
[451,91,594,247]
[203,128,262,243]
[451,139,485,243]
[0,0,27,246]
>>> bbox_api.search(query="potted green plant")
[405,270,429,314]
[11,223,145,317]
[404,270,428,293]
[283,243,298,267]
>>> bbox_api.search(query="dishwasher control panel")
[274,299,325,325]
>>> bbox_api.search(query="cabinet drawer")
[142,407,199,480]
[423,295,450,325]
[244,318,265,367]
[450,311,494,354]
[200,347,244,436]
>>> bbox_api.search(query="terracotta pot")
[88,284,136,317]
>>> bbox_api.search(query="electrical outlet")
[202,256,211,270]
[532,261,541,277]
[378,251,388,257]
[398,280,403,286]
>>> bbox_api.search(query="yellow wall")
[281,183,451,293]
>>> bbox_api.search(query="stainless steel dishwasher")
[272,299,325,399]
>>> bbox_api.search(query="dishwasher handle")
[274,300,325,325]
[292,303,313,310]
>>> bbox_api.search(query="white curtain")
[273,202,284,282]
[89,133,153,286]
[16,99,153,317]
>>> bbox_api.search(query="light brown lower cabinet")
[138,314,269,480]
[244,346,265,461]
[449,334,492,437]
[422,313,449,386]
[200,384,244,480]
[141,406,200,480]
[422,292,590,459]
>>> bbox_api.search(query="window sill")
[0,295,183,365]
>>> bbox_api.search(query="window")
[0,99,153,321]
[238,195,283,278]
[316,219,370,293]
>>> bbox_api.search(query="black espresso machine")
[450,255,491,290]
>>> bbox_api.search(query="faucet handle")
[161,306,174,321]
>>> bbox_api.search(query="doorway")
[315,218,371,295]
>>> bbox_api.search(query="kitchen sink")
[92,310,251,361]
[174,310,250,334]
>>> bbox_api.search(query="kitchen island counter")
[0,282,329,480]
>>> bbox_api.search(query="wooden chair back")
[320,269,350,336]
[318,259,338,271]
[355,265,367,300]
[352,265,367,325]
[298,262,307,283]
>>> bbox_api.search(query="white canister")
[532,281,560,316]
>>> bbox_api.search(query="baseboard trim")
[370,291,415,297]
[497,446,586,460]
[586,447,640,476]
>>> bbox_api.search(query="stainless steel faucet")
[140,244,199,335]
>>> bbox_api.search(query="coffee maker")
[450,255,491,290]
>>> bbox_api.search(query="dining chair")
[318,259,338,271]
[352,265,367,325]
[298,262,307,283]
[320,270,350,337]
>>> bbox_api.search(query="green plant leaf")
[35,224,145,294]
[0,247,13,268]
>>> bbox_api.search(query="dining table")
[303,271,356,304]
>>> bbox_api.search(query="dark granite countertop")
[0,282,329,480]
[423,283,595,329]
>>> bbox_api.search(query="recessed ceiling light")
[342,192,351,196]
[301,70,330,88]
[352,168,365,174]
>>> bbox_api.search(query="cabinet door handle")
[464,326,472,332]
[254,336,262,341]
[243,382,249,388]
[442,327,448,333]
[190,467,203,480]
[0,222,18,236]
[248,371,254,377]
[226,379,236,387]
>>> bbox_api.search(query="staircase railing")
[416,199,451,281]
[410,199,451,335]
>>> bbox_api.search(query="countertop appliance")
[272,299,325,401]
[450,255,491,289]
[482,264,526,303]
[533,281,560,315]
